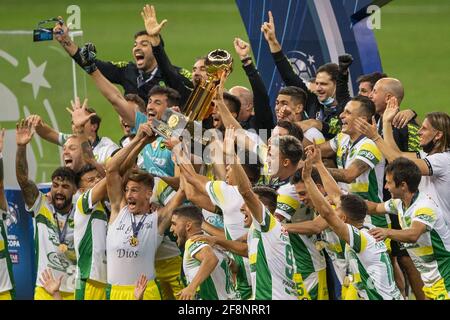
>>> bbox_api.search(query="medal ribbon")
[131,213,148,239]
[53,206,74,244]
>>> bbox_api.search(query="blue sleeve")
[132,111,147,134]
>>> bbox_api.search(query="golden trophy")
[152,49,233,145]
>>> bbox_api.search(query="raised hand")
[233,37,251,60]
[304,140,322,165]
[302,149,314,181]
[0,127,5,153]
[383,96,400,124]
[66,97,95,129]
[52,16,69,44]
[392,109,415,129]
[136,122,154,142]
[134,274,148,300]
[223,126,236,161]
[16,119,34,146]
[141,4,167,37]
[25,115,43,128]
[40,268,63,296]
[261,11,278,44]
[354,116,379,140]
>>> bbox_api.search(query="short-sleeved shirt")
[330,133,389,228]
[418,151,450,227]
[385,192,450,289]
[205,181,252,300]
[304,128,326,145]
[74,189,108,283]
[345,223,403,300]
[247,204,298,300]
[0,209,14,293]
[183,238,237,300]
[134,111,174,177]
[26,192,77,293]
[106,206,163,285]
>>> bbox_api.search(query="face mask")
[422,134,437,154]
[320,96,335,108]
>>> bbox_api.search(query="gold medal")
[314,240,327,251]
[130,236,139,247]
[58,243,68,253]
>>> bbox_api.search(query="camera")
[33,17,64,42]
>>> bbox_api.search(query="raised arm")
[157,188,186,236]
[306,142,342,203]
[27,115,61,146]
[233,37,274,130]
[106,124,152,223]
[303,151,350,243]
[354,98,430,175]
[225,127,263,223]
[89,70,136,126]
[261,11,307,91]
[15,120,40,208]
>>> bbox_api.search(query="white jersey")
[418,151,450,227]
[74,189,108,284]
[345,223,403,300]
[385,192,450,289]
[27,192,77,293]
[183,238,236,300]
[330,133,389,228]
[321,227,347,284]
[275,181,315,222]
[92,137,119,165]
[0,208,14,293]
[151,177,181,261]
[205,181,252,299]
[304,128,326,145]
[106,206,163,285]
[248,204,298,300]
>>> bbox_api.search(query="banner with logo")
[4,184,50,300]
[235,0,391,107]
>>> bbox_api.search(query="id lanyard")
[129,213,148,247]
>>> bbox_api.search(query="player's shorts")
[303,269,329,300]
[155,255,184,300]
[34,286,74,300]
[0,289,14,300]
[75,278,107,300]
[422,278,450,300]
[106,279,161,300]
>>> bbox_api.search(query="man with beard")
[16,119,78,299]
[53,17,190,104]
[170,205,237,300]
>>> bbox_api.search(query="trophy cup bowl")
[152,49,233,147]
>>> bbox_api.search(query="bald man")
[369,77,424,300]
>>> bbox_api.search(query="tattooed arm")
[327,159,370,184]
[15,120,40,209]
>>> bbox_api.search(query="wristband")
[241,57,252,64]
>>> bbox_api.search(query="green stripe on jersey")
[254,230,273,300]
[430,230,450,291]
[289,233,315,279]
[199,276,219,300]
